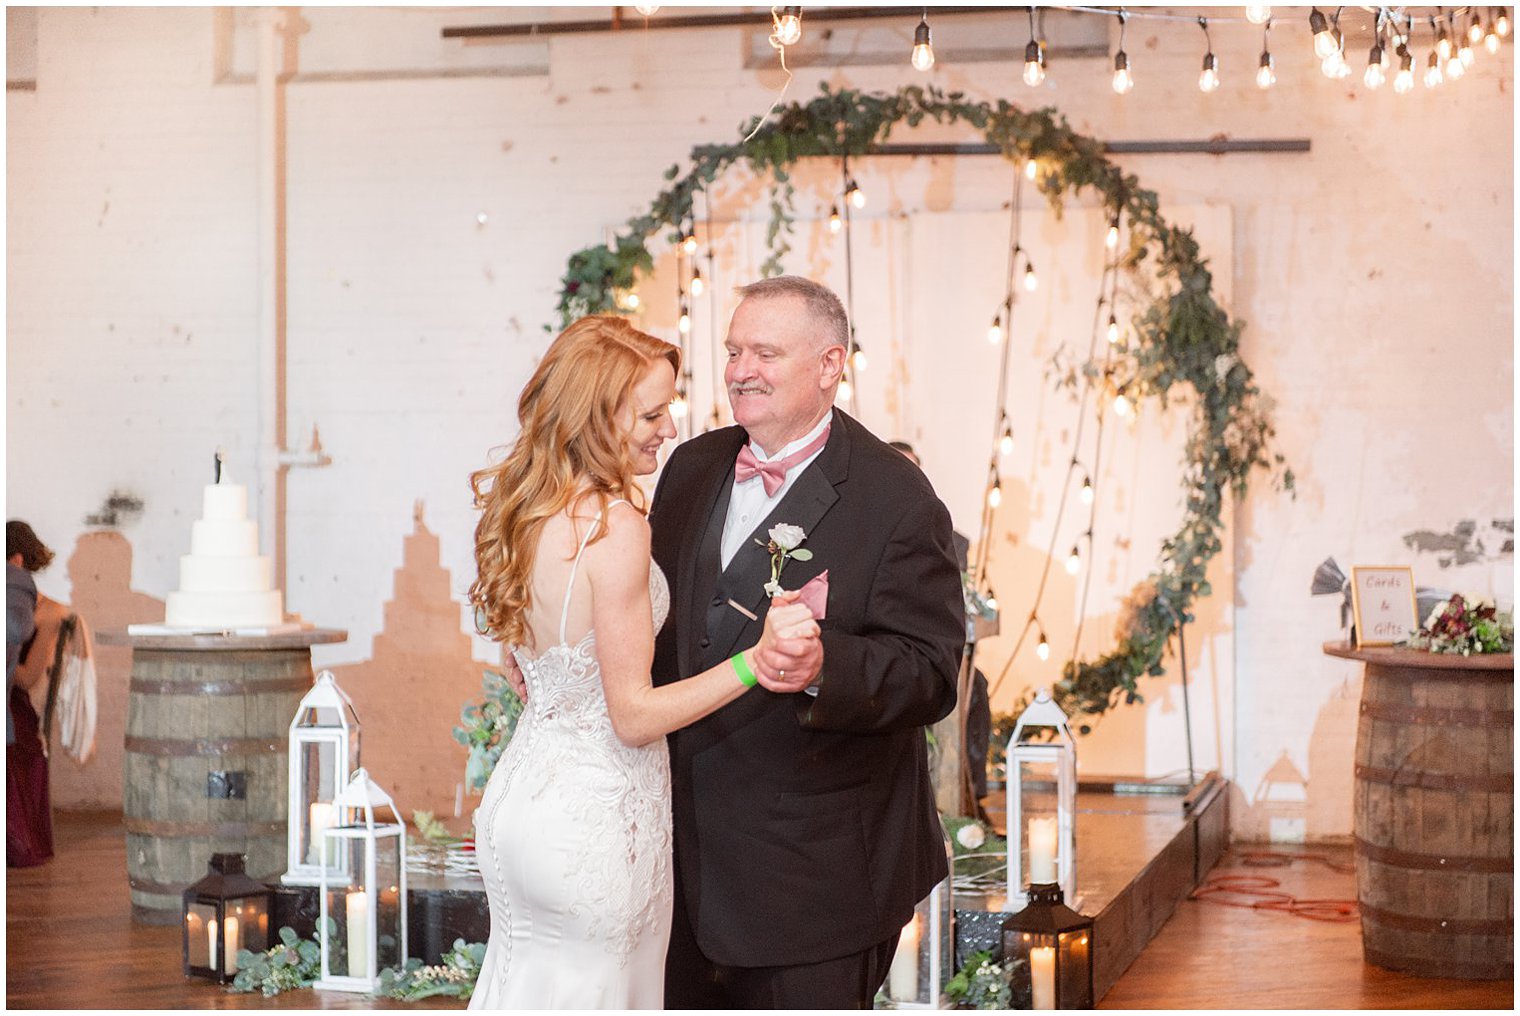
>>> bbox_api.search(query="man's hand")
[502,652,528,702]
[754,632,822,693]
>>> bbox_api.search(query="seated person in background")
[888,441,993,811]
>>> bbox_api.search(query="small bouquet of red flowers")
[1406,593,1514,656]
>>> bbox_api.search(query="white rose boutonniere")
[756,523,812,597]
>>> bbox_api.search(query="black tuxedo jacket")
[649,410,965,968]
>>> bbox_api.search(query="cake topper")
[214,448,224,484]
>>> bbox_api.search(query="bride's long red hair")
[469,315,679,649]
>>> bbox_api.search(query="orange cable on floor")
[1188,851,1360,923]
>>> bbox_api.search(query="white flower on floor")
[956,822,987,849]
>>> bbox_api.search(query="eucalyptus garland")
[553,83,1292,727]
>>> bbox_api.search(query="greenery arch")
[553,83,1293,729]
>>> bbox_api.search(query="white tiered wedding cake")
[162,477,284,629]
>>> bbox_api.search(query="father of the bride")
[649,276,966,1008]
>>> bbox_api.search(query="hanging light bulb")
[1196,18,1219,93]
[850,343,868,372]
[775,6,803,47]
[1106,314,1120,344]
[1446,46,1467,79]
[1114,391,1132,417]
[985,588,999,612]
[837,377,854,403]
[1322,46,1349,79]
[1487,17,1503,53]
[1025,159,1038,181]
[988,313,1004,345]
[999,421,1015,457]
[678,303,691,334]
[828,204,842,234]
[1112,49,1134,93]
[681,231,698,256]
[1065,544,1081,575]
[1437,21,1453,60]
[911,13,935,72]
[635,4,659,16]
[1394,45,1415,93]
[1080,474,1094,504]
[1023,39,1046,86]
[1023,261,1038,292]
[987,480,1003,509]
[1257,49,1276,88]
[1246,5,1272,26]
[624,290,641,310]
[1035,629,1050,661]
[690,267,704,297]
[846,179,865,209]
[1364,41,1386,87]
[670,392,689,419]
[1310,7,1337,58]
[1458,34,1475,68]
[1425,48,1443,87]
[1469,11,1486,44]
[1499,9,1512,38]
[1105,217,1120,249]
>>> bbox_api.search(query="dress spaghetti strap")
[557,499,631,645]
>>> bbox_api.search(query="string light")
[1257,19,1276,89]
[1458,30,1475,69]
[1468,10,1485,44]
[1023,259,1038,292]
[1112,11,1134,94]
[845,178,865,209]
[1025,159,1038,181]
[1498,8,1511,39]
[837,377,854,402]
[987,478,1003,509]
[988,312,1004,345]
[1486,14,1503,53]
[670,391,689,419]
[1198,18,1220,93]
[1365,38,1386,88]
[690,266,705,297]
[1035,625,1050,661]
[1106,313,1120,344]
[1113,389,1132,417]
[634,4,659,16]
[911,9,935,71]
[850,342,868,372]
[1065,543,1082,575]
[1436,16,1453,60]
[1246,5,1272,26]
[1321,9,1348,78]
[622,290,641,310]
[1080,474,1094,504]
[999,419,1015,457]
[1426,20,1445,88]
[1394,42,1415,93]
[678,302,691,334]
[1447,44,1467,79]
[1023,7,1046,86]
[1105,216,1120,249]
[774,6,803,47]
[828,204,842,233]
[681,229,698,256]
[1310,7,1337,59]
[985,588,999,612]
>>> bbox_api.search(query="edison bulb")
[690,271,705,297]
[1459,41,1475,67]
[987,484,1002,509]
[1313,27,1338,59]
[1036,634,1050,661]
[985,593,999,612]
[1364,59,1385,88]
[624,291,641,310]
[1246,5,1271,25]
[1199,54,1220,93]
[635,4,659,15]
[775,9,802,46]
[1394,62,1414,93]
[678,310,691,335]
[1080,476,1094,504]
[1025,159,1038,180]
[1486,28,1501,54]
[1425,51,1443,87]
[1499,11,1511,37]
[1437,31,1453,60]
[670,395,688,419]
[1112,52,1134,94]
[1257,53,1276,89]
[1469,14,1485,44]
[1107,315,1120,344]
[681,233,698,256]
[1446,51,1466,79]
[837,378,854,403]
[1065,545,1081,575]
[911,20,935,72]
[1106,222,1120,249]
[999,432,1015,457]
[1023,264,1038,291]
[988,316,1004,345]
[1114,392,1132,417]
[848,184,866,210]
[828,206,842,233]
[851,348,868,372]
[1023,40,1045,86]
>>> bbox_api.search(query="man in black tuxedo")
[650,276,965,1007]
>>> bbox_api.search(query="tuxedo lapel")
[676,431,745,677]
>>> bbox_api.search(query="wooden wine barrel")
[1325,642,1513,980]
[105,629,346,924]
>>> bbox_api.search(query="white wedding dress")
[470,505,674,1009]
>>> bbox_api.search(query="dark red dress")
[7,684,53,867]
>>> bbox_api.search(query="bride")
[466,315,819,1008]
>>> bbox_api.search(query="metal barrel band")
[1353,764,1512,793]
[1358,700,1513,728]
[129,675,312,696]
[1355,836,1512,874]
[124,736,285,757]
[1363,946,1512,980]
[1360,901,1512,936]
[124,817,287,837]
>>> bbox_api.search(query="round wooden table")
[98,628,347,924]
[1323,641,1513,980]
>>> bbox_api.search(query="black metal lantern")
[182,853,273,983]
[999,883,1094,1009]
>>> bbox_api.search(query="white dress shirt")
[720,410,834,570]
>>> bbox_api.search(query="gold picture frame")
[1350,566,1419,648]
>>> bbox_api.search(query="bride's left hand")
[502,654,528,702]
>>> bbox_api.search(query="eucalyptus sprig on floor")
[944,950,1016,1010]
[553,82,1292,728]
[227,925,322,997]
[376,939,487,1001]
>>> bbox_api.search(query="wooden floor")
[6,812,1513,1010]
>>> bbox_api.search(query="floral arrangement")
[942,816,1009,884]
[454,667,525,793]
[757,523,812,597]
[944,950,1015,1010]
[1406,594,1514,656]
[376,939,487,1001]
[227,925,322,996]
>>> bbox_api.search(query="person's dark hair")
[888,440,921,467]
[7,520,54,572]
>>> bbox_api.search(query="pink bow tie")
[734,425,831,497]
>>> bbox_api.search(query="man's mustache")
[729,383,772,396]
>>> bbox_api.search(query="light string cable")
[988,199,1119,700]
[971,163,1026,597]
[702,185,723,433]
[839,150,861,418]
[674,235,693,442]
[741,6,797,144]
[1053,5,1482,28]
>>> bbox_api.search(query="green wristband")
[731,652,759,688]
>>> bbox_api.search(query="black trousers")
[664,894,900,1009]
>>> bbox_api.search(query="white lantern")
[1006,689,1077,907]
[887,820,955,1008]
[314,768,407,992]
[283,670,360,886]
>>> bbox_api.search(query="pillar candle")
[225,914,241,973]
[1028,816,1058,884]
[308,802,335,866]
[887,913,921,1002]
[207,917,218,971]
[1030,944,1056,1009]
[346,890,369,977]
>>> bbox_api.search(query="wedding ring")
[779,669,786,679]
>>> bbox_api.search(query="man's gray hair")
[735,276,851,351]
